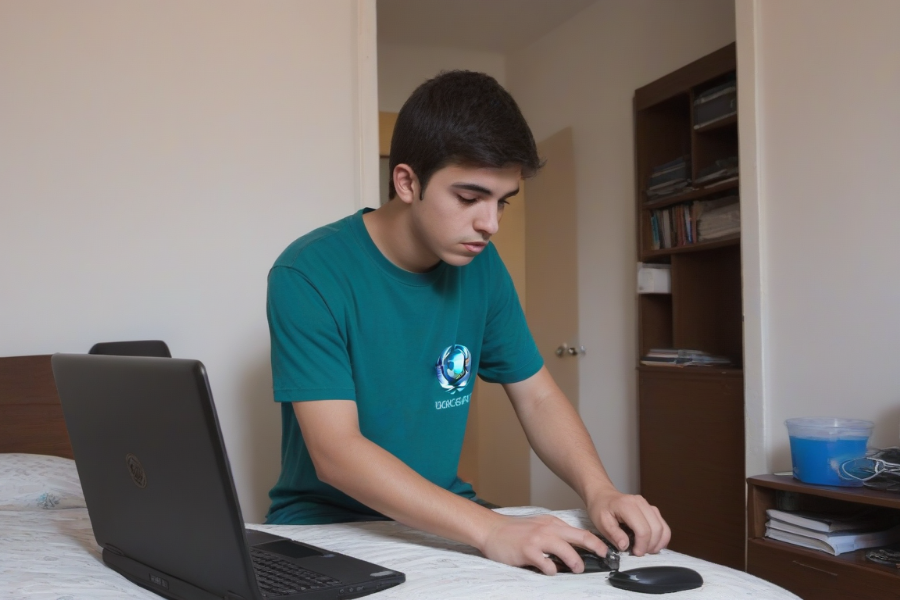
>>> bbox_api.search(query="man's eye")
[498,199,510,208]
[457,195,478,204]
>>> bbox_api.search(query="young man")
[265,71,670,575]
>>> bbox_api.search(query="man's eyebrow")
[452,183,520,200]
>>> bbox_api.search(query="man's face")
[403,163,521,271]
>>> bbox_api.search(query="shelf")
[641,233,739,259]
[638,364,742,376]
[750,536,900,577]
[635,44,743,571]
[747,538,900,585]
[694,113,737,133]
[747,474,900,599]
[642,178,738,210]
[748,474,900,510]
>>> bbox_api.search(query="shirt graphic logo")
[435,344,471,394]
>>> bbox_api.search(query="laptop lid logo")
[126,453,148,488]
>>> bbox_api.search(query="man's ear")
[392,164,419,205]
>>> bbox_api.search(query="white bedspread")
[0,454,797,599]
[0,506,800,599]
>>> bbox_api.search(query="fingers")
[593,494,671,556]
[653,505,672,552]
[526,519,596,574]
[597,510,631,552]
[529,552,559,576]
[630,502,670,556]
[638,505,666,554]
[564,524,609,558]
[544,529,607,574]
[481,514,608,575]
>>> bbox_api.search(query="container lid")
[785,417,874,439]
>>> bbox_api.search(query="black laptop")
[51,353,405,600]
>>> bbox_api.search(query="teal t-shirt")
[265,209,544,524]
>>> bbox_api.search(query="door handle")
[555,344,586,357]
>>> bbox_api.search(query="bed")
[0,354,799,599]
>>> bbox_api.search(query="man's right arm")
[292,398,609,575]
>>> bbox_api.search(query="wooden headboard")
[0,355,73,458]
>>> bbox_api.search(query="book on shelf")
[766,508,896,534]
[640,348,731,367]
[648,195,739,250]
[765,518,900,556]
[645,156,691,201]
[694,111,737,130]
[648,155,689,177]
[646,179,691,200]
[643,176,738,208]
[648,164,689,189]
[693,78,736,129]
[694,156,738,186]
[698,201,740,240]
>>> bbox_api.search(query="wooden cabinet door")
[639,368,744,569]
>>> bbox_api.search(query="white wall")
[506,0,736,504]
[0,0,377,521]
[377,43,506,112]
[738,0,900,474]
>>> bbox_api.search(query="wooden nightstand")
[747,474,900,599]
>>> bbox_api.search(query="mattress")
[0,453,799,599]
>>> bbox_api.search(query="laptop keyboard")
[250,547,342,597]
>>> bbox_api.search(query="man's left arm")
[502,366,671,556]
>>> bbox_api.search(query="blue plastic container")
[785,417,874,486]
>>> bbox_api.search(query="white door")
[525,126,584,509]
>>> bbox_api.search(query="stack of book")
[693,77,737,129]
[648,195,739,250]
[694,156,738,186]
[646,156,691,201]
[640,349,731,368]
[697,196,740,241]
[765,508,900,556]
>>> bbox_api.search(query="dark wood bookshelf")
[747,475,900,599]
[637,365,743,376]
[694,112,737,133]
[634,42,744,571]
[642,177,738,210]
[641,233,739,259]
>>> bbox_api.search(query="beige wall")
[506,0,736,506]
[377,43,506,112]
[738,0,900,475]
[0,0,378,521]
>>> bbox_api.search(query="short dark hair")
[388,70,542,199]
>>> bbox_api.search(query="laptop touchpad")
[255,540,323,560]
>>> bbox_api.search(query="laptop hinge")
[102,548,226,600]
[104,543,125,556]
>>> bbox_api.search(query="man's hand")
[479,513,610,575]
[587,490,670,556]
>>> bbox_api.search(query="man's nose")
[474,203,500,236]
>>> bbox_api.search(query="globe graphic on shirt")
[435,344,471,393]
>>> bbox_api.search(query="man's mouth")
[462,242,487,254]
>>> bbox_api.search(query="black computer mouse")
[608,566,703,594]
